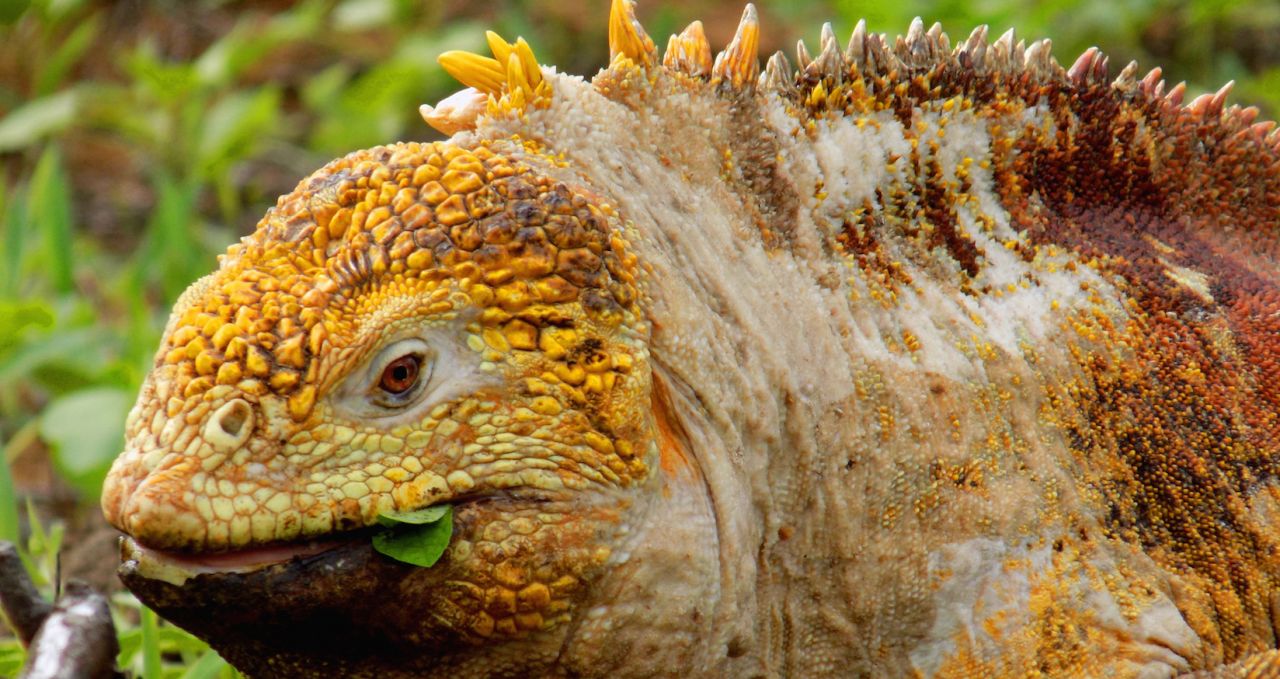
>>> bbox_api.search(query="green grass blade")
[115,625,141,670]
[141,605,162,679]
[0,639,26,678]
[22,498,47,584]
[24,497,45,554]
[0,430,18,546]
[0,416,34,551]
[34,12,99,95]
[179,649,231,679]
[137,171,204,301]
[0,176,23,296]
[26,145,74,293]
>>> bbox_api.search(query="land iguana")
[99,1,1280,676]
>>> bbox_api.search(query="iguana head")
[102,132,658,640]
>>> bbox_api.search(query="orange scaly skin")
[103,3,1280,678]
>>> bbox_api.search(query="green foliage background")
[0,0,1276,674]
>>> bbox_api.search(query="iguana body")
[101,3,1280,677]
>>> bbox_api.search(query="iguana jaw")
[115,506,595,677]
[117,464,725,678]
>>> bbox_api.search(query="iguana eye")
[380,355,420,395]
[367,338,434,408]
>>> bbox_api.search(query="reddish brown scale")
[779,40,1280,662]
[839,195,915,293]
[976,81,1280,658]
[920,151,982,278]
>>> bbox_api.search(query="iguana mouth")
[124,533,357,578]
[120,531,369,586]
[119,489,541,585]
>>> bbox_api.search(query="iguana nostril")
[205,399,254,453]
[219,401,249,435]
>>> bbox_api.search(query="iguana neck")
[465,69,822,670]
[474,52,1280,672]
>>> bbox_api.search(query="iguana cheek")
[433,502,617,641]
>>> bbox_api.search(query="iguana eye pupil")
[380,356,420,395]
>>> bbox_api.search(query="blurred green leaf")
[35,0,85,20]
[141,604,161,679]
[0,300,53,353]
[301,21,483,154]
[198,87,282,175]
[195,26,274,89]
[0,429,19,545]
[308,60,432,153]
[0,0,30,23]
[1239,67,1280,116]
[0,640,24,677]
[34,11,100,95]
[38,386,130,499]
[151,625,210,659]
[299,63,352,112]
[196,0,326,88]
[0,89,79,152]
[334,0,396,31]
[180,650,233,679]
[0,324,116,394]
[27,145,75,293]
[197,34,274,90]
[126,48,198,106]
[0,177,18,296]
[134,171,207,301]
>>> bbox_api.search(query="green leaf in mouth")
[371,505,453,567]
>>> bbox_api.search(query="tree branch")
[0,541,51,646]
[19,582,121,679]
[0,541,122,679]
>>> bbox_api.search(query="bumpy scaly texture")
[104,1,1280,677]
[104,139,648,641]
